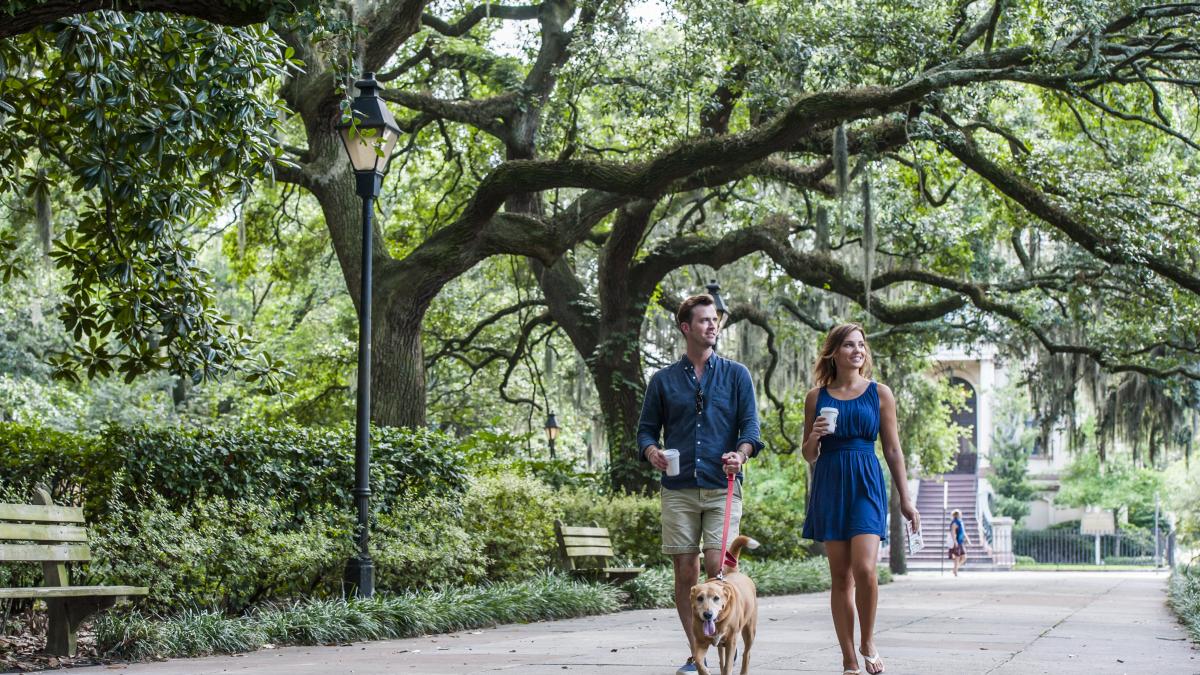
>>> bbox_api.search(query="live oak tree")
[4,1,1200,493]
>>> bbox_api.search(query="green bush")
[742,453,809,560]
[0,422,470,520]
[1169,563,1200,642]
[83,490,355,614]
[0,423,97,507]
[373,495,489,591]
[461,473,561,580]
[558,487,664,566]
[94,573,622,660]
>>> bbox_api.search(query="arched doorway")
[949,376,978,474]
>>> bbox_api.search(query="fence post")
[991,517,1014,568]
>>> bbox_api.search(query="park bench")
[0,487,147,656]
[553,520,643,584]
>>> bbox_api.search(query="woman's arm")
[801,387,827,463]
[878,383,921,531]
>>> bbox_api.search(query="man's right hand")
[645,446,669,470]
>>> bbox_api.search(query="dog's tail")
[722,535,761,573]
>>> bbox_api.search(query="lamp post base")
[344,556,375,598]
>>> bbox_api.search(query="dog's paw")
[746,538,761,549]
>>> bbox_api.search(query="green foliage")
[989,383,1037,521]
[0,422,469,519]
[1168,462,1200,547]
[621,558,892,610]
[558,487,665,566]
[372,496,489,591]
[0,10,299,384]
[84,491,354,614]
[1169,563,1200,642]
[1056,453,1165,529]
[742,452,810,560]
[94,574,623,660]
[460,473,560,581]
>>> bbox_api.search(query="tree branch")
[421,3,541,37]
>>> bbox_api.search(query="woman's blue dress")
[802,381,889,543]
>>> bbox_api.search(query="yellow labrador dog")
[690,535,760,675]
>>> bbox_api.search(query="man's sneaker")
[676,656,705,674]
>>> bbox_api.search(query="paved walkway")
[71,571,1196,674]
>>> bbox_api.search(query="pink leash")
[716,472,735,580]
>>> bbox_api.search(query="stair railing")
[977,477,996,558]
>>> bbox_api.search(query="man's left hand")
[721,450,746,475]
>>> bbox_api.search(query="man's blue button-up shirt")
[637,352,764,489]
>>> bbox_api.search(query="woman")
[802,323,920,675]
[949,509,970,576]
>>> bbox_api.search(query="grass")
[94,558,891,660]
[622,557,892,610]
[1169,565,1200,641]
[94,572,622,660]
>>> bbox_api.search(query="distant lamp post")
[544,412,561,459]
[706,280,729,328]
[336,72,401,600]
[706,280,729,350]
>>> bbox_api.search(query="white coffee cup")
[819,406,839,434]
[662,448,681,476]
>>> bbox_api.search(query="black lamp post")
[337,72,400,599]
[705,280,729,349]
[544,412,560,459]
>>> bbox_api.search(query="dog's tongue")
[703,618,716,637]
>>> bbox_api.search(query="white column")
[977,353,995,472]
[991,516,1015,568]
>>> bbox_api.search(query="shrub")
[94,573,622,660]
[372,495,489,592]
[742,453,809,560]
[1169,564,1200,642]
[0,421,470,520]
[558,487,664,566]
[0,423,96,507]
[83,490,355,614]
[460,473,561,580]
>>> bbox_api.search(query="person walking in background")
[949,509,970,576]
[638,293,764,675]
[801,323,920,675]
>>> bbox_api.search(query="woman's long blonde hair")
[814,323,873,387]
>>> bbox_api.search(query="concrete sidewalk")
[69,571,1196,674]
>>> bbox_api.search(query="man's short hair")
[676,294,715,328]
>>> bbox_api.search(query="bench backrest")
[554,520,615,570]
[0,487,89,587]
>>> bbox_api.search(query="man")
[638,293,764,675]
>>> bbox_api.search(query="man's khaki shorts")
[660,483,742,555]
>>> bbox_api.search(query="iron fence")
[1013,528,1172,565]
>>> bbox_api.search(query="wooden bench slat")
[559,525,608,536]
[564,545,615,557]
[0,543,91,562]
[561,535,613,547]
[0,586,149,600]
[0,504,85,524]
[0,524,89,543]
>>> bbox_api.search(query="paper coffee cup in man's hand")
[662,448,681,476]
[819,406,839,433]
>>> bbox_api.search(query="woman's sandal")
[860,651,885,674]
[842,670,862,675]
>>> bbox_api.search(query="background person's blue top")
[952,517,966,544]
[637,352,764,489]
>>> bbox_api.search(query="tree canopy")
[1,0,1198,491]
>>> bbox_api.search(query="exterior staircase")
[901,473,997,570]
